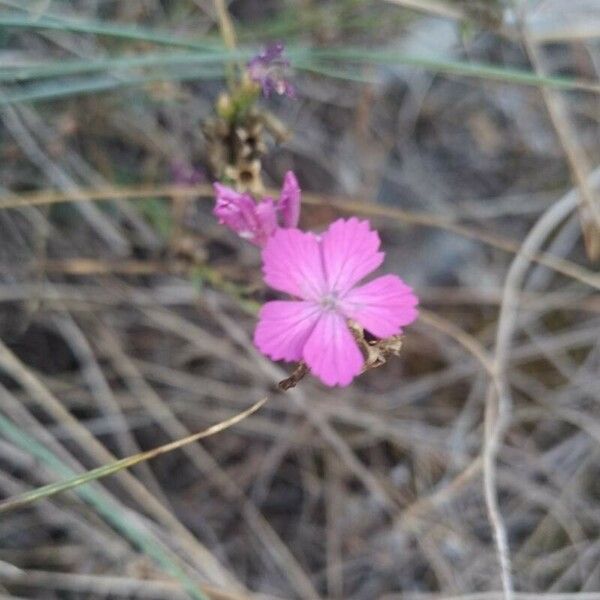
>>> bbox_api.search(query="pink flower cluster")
[213,173,418,387]
[213,172,300,247]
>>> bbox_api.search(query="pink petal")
[213,184,278,247]
[303,311,364,387]
[320,218,384,294]
[262,228,327,300]
[213,183,257,234]
[278,171,301,228]
[254,300,322,362]
[253,199,278,246]
[340,275,419,338]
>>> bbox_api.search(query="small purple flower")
[213,171,301,246]
[171,160,205,186]
[247,42,294,98]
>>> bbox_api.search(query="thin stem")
[212,0,238,86]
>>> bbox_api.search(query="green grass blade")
[0,411,209,600]
[0,48,596,106]
[1,11,598,104]
[0,51,244,82]
[0,67,225,105]
[0,12,221,50]
[293,59,380,84]
[290,48,600,93]
[0,397,266,513]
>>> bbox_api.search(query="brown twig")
[1,184,597,288]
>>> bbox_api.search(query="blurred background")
[0,1,599,598]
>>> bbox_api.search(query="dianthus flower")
[213,171,300,246]
[254,218,418,387]
[247,42,294,98]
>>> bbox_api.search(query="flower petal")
[303,311,364,387]
[213,184,277,247]
[247,42,293,98]
[278,171,301,228]
[254,301,322,362]
[320,218,384,294]
[213,183,257,234]
[253,199,278,246]
[340,275,419,338]
[262,228,327,300]
[262,42,286,62]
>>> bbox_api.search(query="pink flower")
[213,171,301,247]
[254,218,419,387]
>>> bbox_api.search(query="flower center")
[320,292,340,311]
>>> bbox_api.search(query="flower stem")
[213,0,238,86]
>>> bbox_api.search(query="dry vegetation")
[0,1,600,599]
